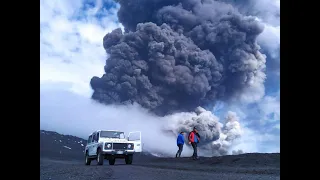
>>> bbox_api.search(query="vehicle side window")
[87,135,92,145]
[96,132,100,142]
[92,133,96,143]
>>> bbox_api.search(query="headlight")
[105,143,112,149]
[127,143,133,149]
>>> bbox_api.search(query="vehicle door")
[88,132,96,156]
[91,132,100,155]
[85,135,92,155]
[128,131,142,152]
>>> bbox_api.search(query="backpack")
[196,132,201,139]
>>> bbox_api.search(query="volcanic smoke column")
[90,0,266,116]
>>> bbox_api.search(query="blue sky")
[40,0,280,154]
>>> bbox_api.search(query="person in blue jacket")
[176,131,185,158]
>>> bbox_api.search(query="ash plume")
[91,0,266,116]
[91,23,223,115]
[89,0,267,156]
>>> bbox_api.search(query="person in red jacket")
[188,127,200,160]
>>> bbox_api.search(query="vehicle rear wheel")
[85,152,91,165]
[97,149,104,165]
[125,154,133,164]
[109,158,115,165]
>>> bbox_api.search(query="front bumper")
[102,149,134,155]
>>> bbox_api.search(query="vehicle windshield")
[100,131,125,139]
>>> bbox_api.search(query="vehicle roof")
[88,130,124,136]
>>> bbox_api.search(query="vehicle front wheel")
[109,158,115,165]
[125,154,133,165]
[85,152,91,165]
[97,149,104,165]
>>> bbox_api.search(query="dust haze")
[40,86,192,156]
[41,85,246,157]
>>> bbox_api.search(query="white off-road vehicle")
[84,130,142,165]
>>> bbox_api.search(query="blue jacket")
[177,133,184,145]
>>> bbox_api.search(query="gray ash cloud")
[164,107,243,156]
[90,0,266,116]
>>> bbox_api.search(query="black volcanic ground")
[40,130,280,180]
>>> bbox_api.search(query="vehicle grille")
[113,143,127,150]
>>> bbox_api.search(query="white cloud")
[40,0,123,96]
[258,92,280,124]
[229,92,280,128]
[232,126,279,153]
[254,0,280,75]
[258,23,280,57]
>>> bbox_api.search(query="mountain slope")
[40,130,87,160]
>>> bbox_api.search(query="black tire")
[109,158,115,165]
[85,152,91,165]
[125,154,133,165]
[97,149,104,165]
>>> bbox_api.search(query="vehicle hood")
[100,138,128,143]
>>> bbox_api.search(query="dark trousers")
[191,142,198,158]
[176,144,183,157]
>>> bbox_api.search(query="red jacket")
[188,131,200,143]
